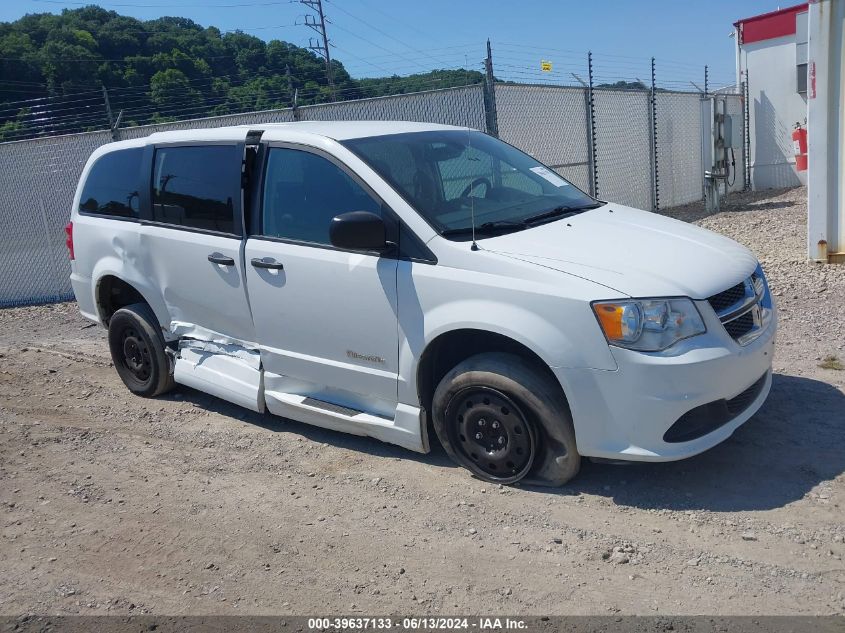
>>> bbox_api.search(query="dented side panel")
[137,225,256,345]
[174,341,264,413]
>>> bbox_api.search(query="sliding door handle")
[208,253,235,266]
[251,257,284,270]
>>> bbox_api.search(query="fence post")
[102,85,123,140]
[483,39,499,137]
[742,71,751,190]
[102,85,119,141]
[286,64,301,122]
[649,57,660,212]
[587,51,598,198]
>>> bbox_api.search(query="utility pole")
[300,0,335,101]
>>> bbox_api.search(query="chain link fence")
[656,92,705,207]
[591,88,654,210]
[495,84,591,193]
[0,84,486,307]
[0,81,743,307]
[496,84,744,210]
[0,130,113,307]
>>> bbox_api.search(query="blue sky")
[2,0,784,88]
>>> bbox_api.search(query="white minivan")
[68,122,776,485]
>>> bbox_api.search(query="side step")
[172,343,427,454]
[264,390,426,453]
[302,396,362,417]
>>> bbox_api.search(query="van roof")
[135,120,471,145]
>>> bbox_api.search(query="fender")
[91,257,172,337]
[397,297,618,405]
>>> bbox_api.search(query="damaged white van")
[68,122,776,486]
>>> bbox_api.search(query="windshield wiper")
[523,202,605,226]
[440,219,527,237]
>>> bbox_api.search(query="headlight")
[592,298,706,352]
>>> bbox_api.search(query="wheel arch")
[93,268,169,333]
[415,328,567,417]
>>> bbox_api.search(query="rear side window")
[152,145,239,234]
[78,148,142,218]
[261,148,381,245]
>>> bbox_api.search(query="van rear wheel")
[432,352,580,486]
[108,303,174,397]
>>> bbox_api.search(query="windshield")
[342,130,601,240]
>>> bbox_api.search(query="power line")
[495,42,727,75]
[329,44,396,76]
[326,21,430,74]
[30,0,298,7]
[0,75,483,140]
[0,53,237,63]
[323,0,458,70]
[348,0,432,41]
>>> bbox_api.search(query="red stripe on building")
[735,3,808,45]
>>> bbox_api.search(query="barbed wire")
[0,21,734,142]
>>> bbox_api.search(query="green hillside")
[0,6,483,140]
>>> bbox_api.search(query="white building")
[735,3,809,189]
[735,1,844,262]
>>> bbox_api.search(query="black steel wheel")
[432,352,581,487]
[444,386,536,483]
[119,325,152,383]
[108,302,174,397]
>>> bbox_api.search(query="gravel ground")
[1,186,843,616]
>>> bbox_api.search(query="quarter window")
[152,145,239,234]
[261,148,381,245]
[78,148,142,218]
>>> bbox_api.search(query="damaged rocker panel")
[169,329,427,453]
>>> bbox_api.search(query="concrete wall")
[741,32,808,189]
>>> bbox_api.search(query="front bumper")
[555,299,777,462]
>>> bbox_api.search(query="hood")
[481,204,758,299]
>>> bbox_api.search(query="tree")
[0,6,483,139]
[149,68,203,111]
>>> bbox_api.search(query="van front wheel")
[431,352,580,486]
[108,303,174,397]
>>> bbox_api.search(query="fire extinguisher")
[793,122,808,172]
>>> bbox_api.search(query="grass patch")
[819,355,844,371]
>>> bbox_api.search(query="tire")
[108,302,174,397]
[432,352,580,486]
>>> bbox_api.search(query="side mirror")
[329,211,389,251]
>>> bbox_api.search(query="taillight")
[65,222,74,260]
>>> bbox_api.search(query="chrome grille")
[708,270,771,345]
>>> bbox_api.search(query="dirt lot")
[1,186,843,616]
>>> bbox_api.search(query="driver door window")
[261,148,381,245]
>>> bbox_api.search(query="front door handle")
[251,257,284,270]
[208,253,235,266]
